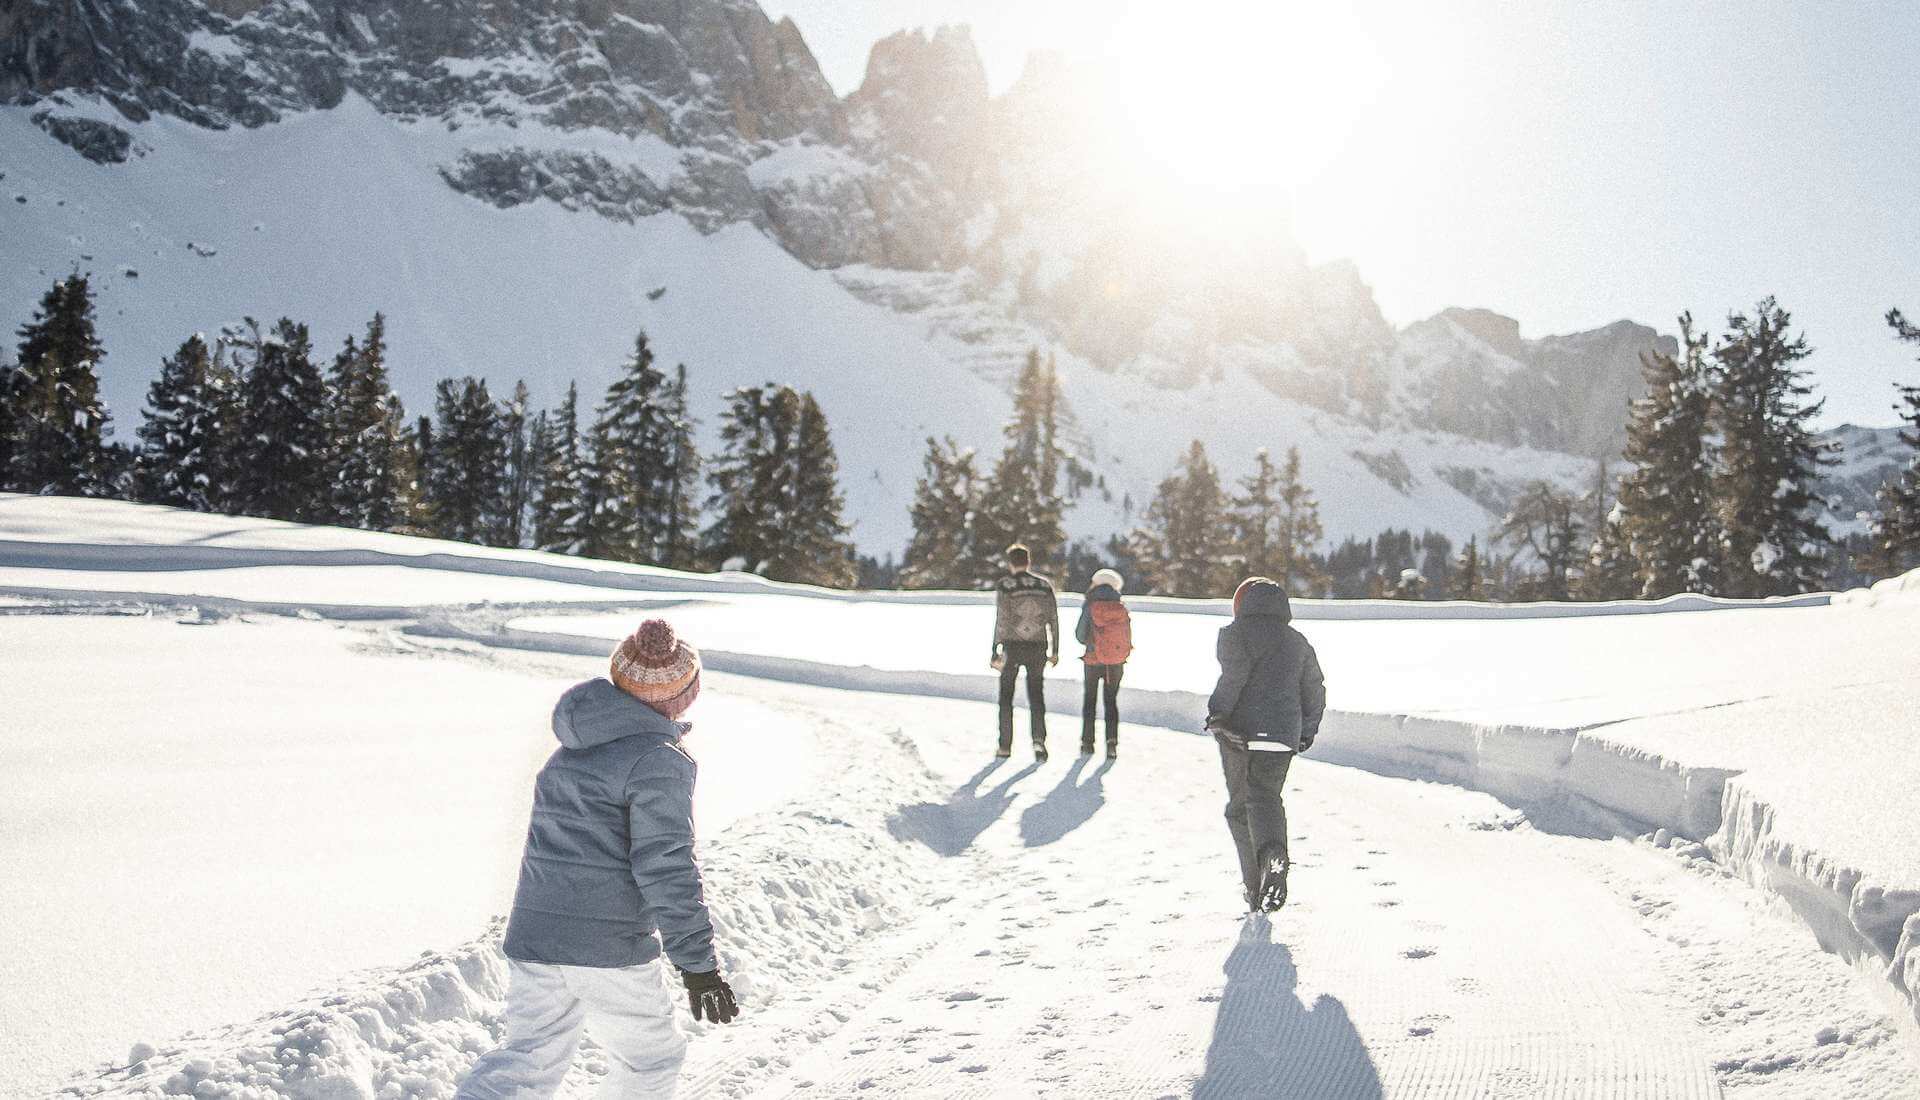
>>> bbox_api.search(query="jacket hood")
[552,678,686,750]
[1233,578,1293,623]
[1086,583,1121,602]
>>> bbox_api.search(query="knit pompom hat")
[1090,568,1124,593]
[610,619,702,719]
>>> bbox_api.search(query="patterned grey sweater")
[993,570,1060,654]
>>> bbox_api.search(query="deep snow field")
[4,494,1920,1098]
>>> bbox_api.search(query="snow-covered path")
[18,614,1918,1097]
[705,685,1912,1099]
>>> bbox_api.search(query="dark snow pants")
[1081,663,1123,750]
[1217,734,1294,899]
[998,642,1049,753]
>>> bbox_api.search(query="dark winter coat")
[1205,580,1327,752]
[994,570,1060,654]
[502,678,718,972]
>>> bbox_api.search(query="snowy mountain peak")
[2,0,1890,552]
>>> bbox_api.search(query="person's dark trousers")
[1216,734,1294,901]
[997,641,1050,753]
[1081,663,1123,752]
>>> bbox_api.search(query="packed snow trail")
[717,688,1917,1099]
[22,613,1918,1097]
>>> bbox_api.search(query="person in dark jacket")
[1205,577,1326,913]
[456,619,737,1100]
[1075,567,1132,759]
[991,543,1060,761]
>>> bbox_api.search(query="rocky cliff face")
[1392,309,1676,459]
[5,0,1665,462]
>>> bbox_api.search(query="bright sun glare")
[1093,1,1390,228]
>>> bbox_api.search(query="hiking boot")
[1032,741,1049,763]
[1256,852,1290,913]
[1105,742,1118,761]
[993,749,1011,760]
[1079,740,1096,756]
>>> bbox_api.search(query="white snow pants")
[456,958,687,1100]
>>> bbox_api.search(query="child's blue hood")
[552,678,686,750]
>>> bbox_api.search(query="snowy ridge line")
[0,489,1839,618]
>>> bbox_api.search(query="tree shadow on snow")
[1195,919,1383,1100]
[888,759,1041,857]
[1018,755,1113,847]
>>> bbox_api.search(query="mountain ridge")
[0,0,1894,552]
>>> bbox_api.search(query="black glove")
[1298,735,1314,754]
[1206,716,1246,747]
[679,967,740,1024]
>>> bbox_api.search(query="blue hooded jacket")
[501,678,718,972]
[1206,579,1327,751]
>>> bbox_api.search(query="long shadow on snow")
[1195,919,1383,1100]
[888,760,1041,857]
[1018,755,1113,847]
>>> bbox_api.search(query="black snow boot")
[1079,739,1096,755]
[1105,741,1118,761]
[1033,740,1049,763]
[1256,851,1290,913]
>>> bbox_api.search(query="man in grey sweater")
[1205,577,1326,913]
[457,620,736,1100]
[990,543,1060,761]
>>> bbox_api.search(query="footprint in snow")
[945,990,982,1002]
[960,1065,989,1074]
[1376,900,1401,908]
[1401,947,1436,960]
[928,1054,955,1064]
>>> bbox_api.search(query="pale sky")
[763,0,1920,428]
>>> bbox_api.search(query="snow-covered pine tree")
[704,384,783,574]
[325,315,409,531]
[1616,315,1719,597]
[421,377,510,545]
[521,408,553,546]
[1576,458,1637,600]
[901,436,982,590]
[1276,447,1327,595]
[1708,298,1835,596]
[1870,309,1920,573]
[1581,510,1637,600]
[0,354,17,483]
[771,392,856,587]
[500,380,533,548]
[532,383,588,554]
[1228,447,1326,595]
[133,334,228,510]
[399,414,435,534]
[6,274,112,495]
[1131,440,1233,597]
[1229,447,1279,580]
[583,334,675,563]
[976,349,1067,575]
[1417,531,1454,600]
[230,318,331,522]
[1455,535,1485,600]
[661,363,702,570]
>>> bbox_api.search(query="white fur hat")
[1090,568,1125,592]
